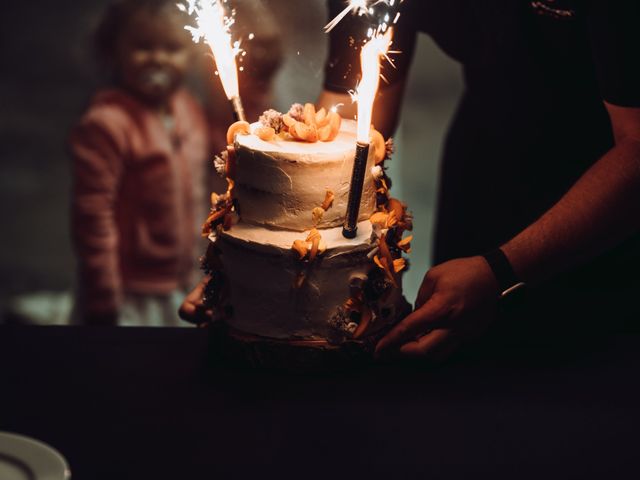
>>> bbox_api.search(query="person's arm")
[376,0,640,359]
[375,104,640,358]
[70,119,126,325]
[504,103,640,283]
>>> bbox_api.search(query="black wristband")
[482,248,525,298]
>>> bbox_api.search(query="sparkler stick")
[181,0,246,122]
[343,29,393,239]
[325,0,402,33]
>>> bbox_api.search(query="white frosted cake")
[201,104,412,350]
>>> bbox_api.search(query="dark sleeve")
[323,0,419,93]
[588,0,640,107]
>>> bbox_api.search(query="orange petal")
[318,123,332,142]
[282,113,296,127]
[326,111,342,141]
[255,126,276,141]
[226,121,250,145]
[303,103,317,126]
[378,235,399,287]
[290,122,318,142]
[292,239,309,259]
[312,207,325,224]
[306,228,321,242]
[393,258,407,273]
[321,190,335,211]
[315,107,327,125]
[309,236,320,262]
[369,211,389,227]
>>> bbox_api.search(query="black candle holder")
[343,141,370,239]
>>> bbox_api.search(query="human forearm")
[502,137,640,285]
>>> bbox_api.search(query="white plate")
[0,432,70,480]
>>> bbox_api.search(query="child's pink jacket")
[70,88,210,316]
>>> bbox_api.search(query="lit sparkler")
[325,0,371,32]
[179,0,246,121]
[343,29,393,239]
[324,0,402,33]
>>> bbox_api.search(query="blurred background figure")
[70,0,211,326]
[0,0,461,326]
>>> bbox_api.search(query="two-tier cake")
[201,103,412,364]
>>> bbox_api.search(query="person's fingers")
[399,329,460,361]
[414,271,436,310]
[375,297,450,357]
[178,299,198,322]
[179,276,211,324]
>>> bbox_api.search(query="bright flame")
[355,28,393,143]
[181,1,241,100]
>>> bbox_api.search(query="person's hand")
[178,276,214,326]
[375,256,500,361]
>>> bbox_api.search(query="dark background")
[0,0,463,323]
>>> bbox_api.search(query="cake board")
[207,300,412,371]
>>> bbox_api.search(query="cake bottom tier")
[210,221,410,343]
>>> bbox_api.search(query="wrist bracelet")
[482,248,526,298]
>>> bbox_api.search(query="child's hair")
[94,0,188,64]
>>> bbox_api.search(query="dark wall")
[1,1,107,299]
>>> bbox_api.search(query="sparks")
[355,28,393,143]
[324,0,403,33]
[181,0,242,101]
[325,0,378,32]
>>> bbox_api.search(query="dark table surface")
[1,325,639,479]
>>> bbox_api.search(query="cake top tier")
[232,118,378,232]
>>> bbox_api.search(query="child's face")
[115,9,192,105]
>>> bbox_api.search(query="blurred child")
[70,0,209,326]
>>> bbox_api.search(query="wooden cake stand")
[207,320,401,371]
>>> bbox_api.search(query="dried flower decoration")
[259,109,284,133]
[288,103,304,122]
[201,178,235,238]
[213,150,228,178]
[385,138,395,161]
[328,306,358,344]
